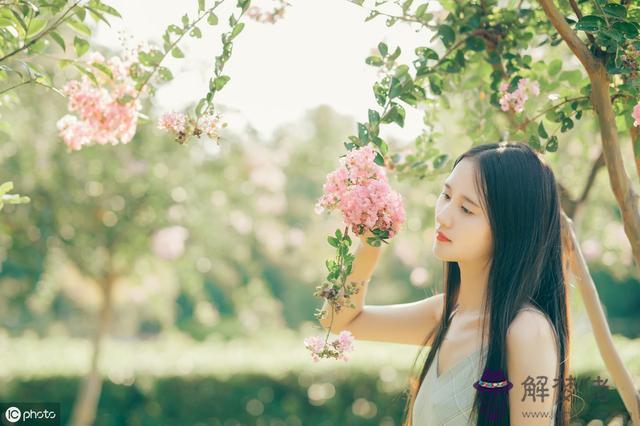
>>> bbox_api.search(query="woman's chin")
[432,244,455,262]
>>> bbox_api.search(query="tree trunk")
[561,213,640,424]
[69,273,114,426]
[537,0,640,421]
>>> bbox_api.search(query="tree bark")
[69,272,115,426]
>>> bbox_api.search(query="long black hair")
[402,142,571,425]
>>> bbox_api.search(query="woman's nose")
[436,206,453,229]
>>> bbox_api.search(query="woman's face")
[432,158,493,263]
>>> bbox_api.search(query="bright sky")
[93,0,438,142]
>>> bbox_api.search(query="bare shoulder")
[507,306,557,346]
[506,306,560,421]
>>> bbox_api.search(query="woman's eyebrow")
[443,182,481,208]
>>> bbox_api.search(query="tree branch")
[0,0,82,63]
[568,0,595,44]
[536,0,597,72]
[558,150,605,218]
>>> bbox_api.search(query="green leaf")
[195,98,207,116]
[378,42,388,57]
[181,14,189,28]
[171,47,184,58]
[465,36,485,52]
[198,0,205,12]
[88,1,121,17]
[67,19,92,37]
[190,26,202,38]
[415,4,429,19]
[612,21,638,38]
[0,181,14,193]
[50,31,66,51]
[358,122,369,143]
[416,47,439,60]
[388,46,401,61]
[10,9,27,34]
[433,154,448,169]
[389,77,402,99]
[58,59,73,69]
[547,58,562,76]
[381,103,405,127]
[138,50,163,66]
[207,12,218,25]
[436,24,455,47]
[158,66,173,81]
[365,56,384,66]
[213,75,230,90]
[374,152,385,166]
[92,61,113,79]
[327,236,339,248]
[73,36,89,57]
[229,23,244,40]
[73,64,97,85]
[575,15,606,32]
[561,117,574,132]
[26,17,46,38]
[368,109,380,126]
[603,3,626,19]
[85,6,111,26]
[538,121,548,139]
[546,136,558,152]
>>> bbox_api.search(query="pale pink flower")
[303,330,355,363]
[158,111,187,134]
[57,54,140,150]
[632,103,640,127]
[316,145,405,238]
[303,335,325,363]
[198,112,222,141]
[498,78,540,113]
[157,111,224,144]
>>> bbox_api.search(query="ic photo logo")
[0,403,59,425]
[4,407,20,423]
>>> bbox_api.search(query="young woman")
[320,142,571,425]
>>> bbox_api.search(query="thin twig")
[0,0,82,63]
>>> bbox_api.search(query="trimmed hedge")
[0,371,631,425]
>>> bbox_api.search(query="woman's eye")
[461,206,472,215]
[440,192,450,200]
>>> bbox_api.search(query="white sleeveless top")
[412,344,487,425]
[412,307,559,425]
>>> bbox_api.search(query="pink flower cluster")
[304,330,355,363]
[57,52,141,151]
[498,78,540,113]
[315,145,405,238]
[633,103,640,127]
[246,0,290,24]
[157,111,224,144]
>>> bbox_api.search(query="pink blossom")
[632,103,640,127]
[304,330,355,363]
[198,112,223,142]
[157,111,225,144]
[56,54,140,151]
[158,111,187,134]
[498,78,540,113]
[316,145,405,238]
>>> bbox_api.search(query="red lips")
[436,231,451,242]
